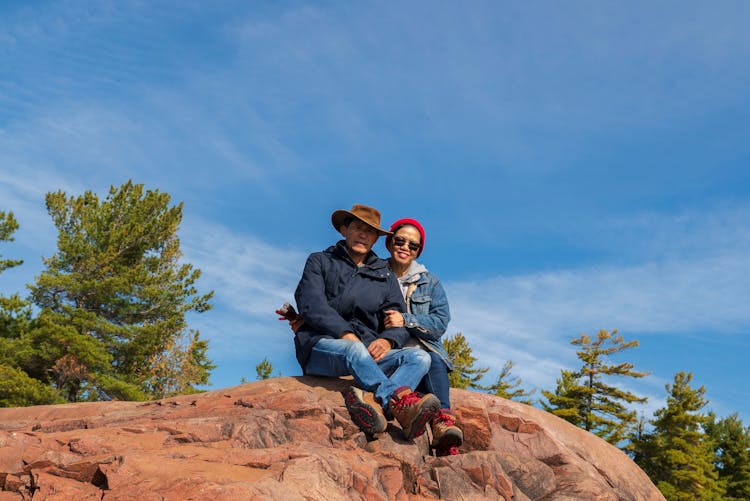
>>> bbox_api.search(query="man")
[293,204,440,439]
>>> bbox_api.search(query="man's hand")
[276,303,304,333]
[289,317,304,333]
[368,338,392,361]
[383,310,405,328]
[276,302,299,320]
[341,332,360,342]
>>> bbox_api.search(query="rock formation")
[0,376,664,500]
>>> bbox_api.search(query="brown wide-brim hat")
[331,204,391,236]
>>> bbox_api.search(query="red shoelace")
[436,445,461,456]
[433,411,456,426]
[393,391,421,409]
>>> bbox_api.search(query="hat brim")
[331,209,391,236]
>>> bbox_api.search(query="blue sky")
[1,1,749,422]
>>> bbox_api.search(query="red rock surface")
[0,376,664,500]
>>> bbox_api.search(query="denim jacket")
[400,262,453,371]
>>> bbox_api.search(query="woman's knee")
[410,349,432,371]
[428,351,444,368]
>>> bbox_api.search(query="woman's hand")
[383,310,405,328]
[368,338,392,361]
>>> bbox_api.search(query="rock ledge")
[0,376,664,500]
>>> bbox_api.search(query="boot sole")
[343,387,387,435]
[432,427,463,451]
[403,395,441,440]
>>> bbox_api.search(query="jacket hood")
[398,260,428,285]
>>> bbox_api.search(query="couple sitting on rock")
[279,204,462,456]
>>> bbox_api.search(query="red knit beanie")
[386,218,426,257]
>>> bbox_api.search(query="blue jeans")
[305,338,431,410]
[416,350,451,409]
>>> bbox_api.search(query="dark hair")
[339,216,355,229]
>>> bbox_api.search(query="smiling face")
[340,219,379,263]
[387,225,422,268]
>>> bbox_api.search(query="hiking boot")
[388,386,440,440]
[343,386,387,435]
[431,409,463,455]
[436,446,461,457]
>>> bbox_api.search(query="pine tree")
[485,359,535,404]
[633,372,722,500]
[443,332,488,389]
[0,211,23,273]
[256,357,273,380]
[705,413,750,500]
[0,212,64,406]
[0,365,62,407]
[27,181,214,401]
[541,369,585,427]
[625,413,650,465]
[542,329,648,445]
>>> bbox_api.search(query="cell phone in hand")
[275,302,299,321]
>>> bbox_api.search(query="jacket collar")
[333,240,383,268]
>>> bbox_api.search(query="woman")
[382,218,462,456]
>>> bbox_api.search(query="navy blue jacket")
[293,240,410,370]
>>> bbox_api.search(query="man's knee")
[343,339,370,361]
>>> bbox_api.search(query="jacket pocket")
[410,295,431,314]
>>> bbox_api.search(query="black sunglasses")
[392,236,420,252]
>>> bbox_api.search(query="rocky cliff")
[0,376,664,500]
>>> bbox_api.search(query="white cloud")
[182,221,306,317]
[445,204,750,415]
[451,251,749,340]
[179,220,307,376]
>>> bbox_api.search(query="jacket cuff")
[402,312,419,329]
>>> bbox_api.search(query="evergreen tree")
[0,212,63,406]
[485,359,535,404]
[625,413,649,465]
[541,329,647,445]
[443,332,488,389]
[0,365,62,407]
[0,211,23,273]
[705,412,750,500]
[0,294,30,342]
[633,372,722,500]
[27,181,214,401]
[541,369,585,427]
[255,357,273,380]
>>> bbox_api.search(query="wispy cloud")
[450,251,749,344]
[182,220,306,317]
[445,204,750,413]
[179,220,307,371]
[0,104,149,271]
